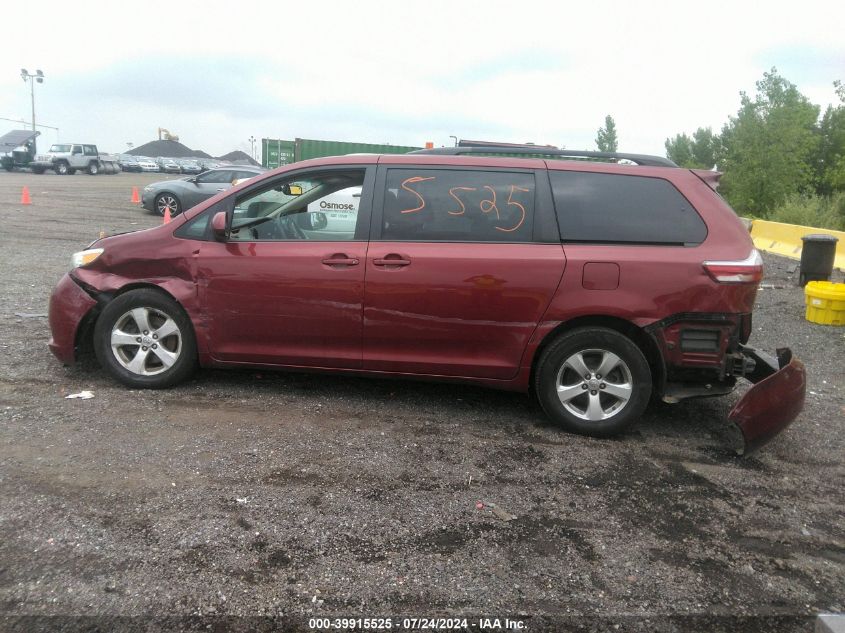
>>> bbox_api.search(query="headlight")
[71,248,104,269]
[144,185,153,191]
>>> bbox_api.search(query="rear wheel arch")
[530,315,665,397]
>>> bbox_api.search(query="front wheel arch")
[93,286,198,388]
[80,283,196,365]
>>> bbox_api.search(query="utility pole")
[20,69,45,152]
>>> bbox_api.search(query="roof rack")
[409,145,678,168]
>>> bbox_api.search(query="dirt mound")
[128,142,257,164]
[217,150,260,166]
[128,140,199,158]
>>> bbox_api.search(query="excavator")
[157,127,179,142]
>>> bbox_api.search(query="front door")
[198,165,374,369]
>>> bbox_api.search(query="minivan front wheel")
[535,327,651,437]
[94,289,197,388]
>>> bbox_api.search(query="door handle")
[373,257,411,267]
[322,254,360,266]
[216,188,226,192]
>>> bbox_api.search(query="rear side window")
[198,170,235,184]
[550,171,707,245]
[382,169,535,242]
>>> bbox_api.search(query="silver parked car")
[137,157,159,172]
[141,166,266,216]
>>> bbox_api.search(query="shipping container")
[262,137,422,168]
[261,138,296,169]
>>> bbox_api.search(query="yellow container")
[805,281,845,325]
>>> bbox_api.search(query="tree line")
[596,69,845,229]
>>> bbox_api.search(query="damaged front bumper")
[729,346,806,456]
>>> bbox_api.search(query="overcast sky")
[2,1,843,158]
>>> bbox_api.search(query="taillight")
[703,250,763,284]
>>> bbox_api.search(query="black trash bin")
[799,233,839,286]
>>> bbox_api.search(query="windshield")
[49,144,72,153]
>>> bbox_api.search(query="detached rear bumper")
[729,347,806,455]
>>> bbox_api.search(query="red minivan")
[48,146,805,454]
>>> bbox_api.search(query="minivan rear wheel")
[535,327,651,437]
[94,289,197,388]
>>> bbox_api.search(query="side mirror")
[211,211,227,241]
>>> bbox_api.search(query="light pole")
[20,68,45,152]
[248,135,256,161]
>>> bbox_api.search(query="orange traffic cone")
[20,186,32,205]
[131,186,140,204]
[163,207,172,224]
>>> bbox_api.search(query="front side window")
[230,170,365,241]
[381,169,535,242]
[550,171,707,245]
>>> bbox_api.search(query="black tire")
[94,288,197,389]
[534,327,652,437]
[88,161,99,175]
[31,166,45,174]
[154,192,181,217]
[55,161,69,175]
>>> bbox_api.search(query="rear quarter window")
[550,171,707,245]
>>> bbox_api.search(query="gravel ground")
[0,172,843,632]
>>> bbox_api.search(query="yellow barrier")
[749,220,845,270]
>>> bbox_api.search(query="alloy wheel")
[110,307,182,376]
[156,194,179,216]
[555,348,633,421]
